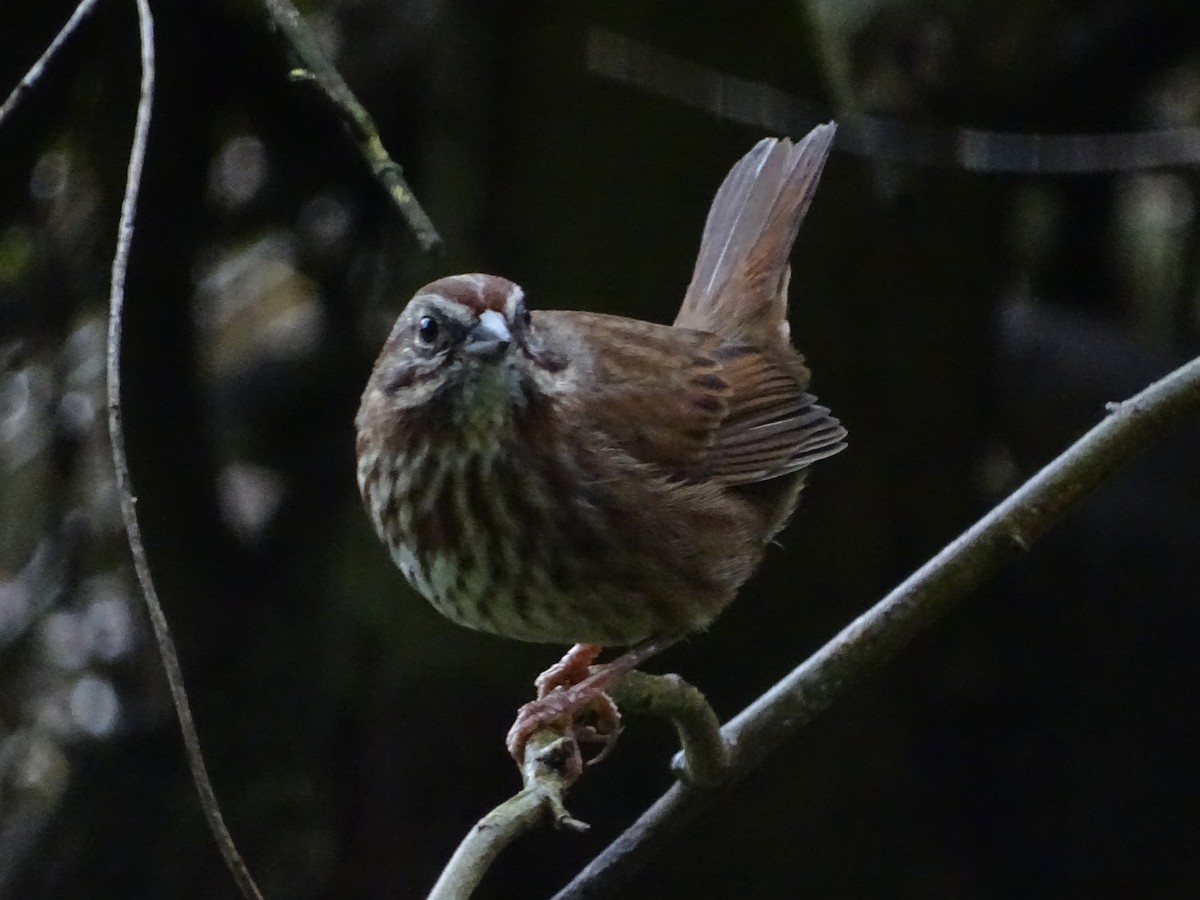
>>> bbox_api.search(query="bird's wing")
[701,341,846,483]
[540,311,845,484]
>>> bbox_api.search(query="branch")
[586,28,1200,173]
[428,731,589,900]
[260,0,441,251]
[552,353,1200,900]
[611,672,729,788]
[105,3,263,899]
[430,670,728,899]
[0,0,103,128]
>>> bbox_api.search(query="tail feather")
[674,123,836,351]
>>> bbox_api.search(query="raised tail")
[674,123,836,352]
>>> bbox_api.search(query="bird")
[355,122,847,761]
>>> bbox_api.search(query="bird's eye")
[417,316,440,345]
[520,306,532,328]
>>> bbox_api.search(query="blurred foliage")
[1,0,1199,898]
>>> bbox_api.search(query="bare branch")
[432,662,734,898]
[586,28,1200,173]
[261,0,441,251]
[428,731,589,900]
[0,0,103,128]
[105,3,264,899]
[552,353,1200,899]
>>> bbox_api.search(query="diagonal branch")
[105,2,263,899]
[261,0,441,251]
[0,0,104,128]
[551,353,1200,900]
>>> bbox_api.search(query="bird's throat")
[449,362,525,451]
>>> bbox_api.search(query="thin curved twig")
[428,731,588,900]
[612,672,729,788]
[105,2,264,899]
[551,353,1200,900]
[0,0,104,128]
[261,0,441,251]
[429,670,731,899]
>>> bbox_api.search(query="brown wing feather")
[540,312,846,484]
[703,344,846,484]
[541,311,729,473]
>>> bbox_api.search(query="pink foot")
[506,660,623,763]
[506,638,681,764]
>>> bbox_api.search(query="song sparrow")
[356,123,846,759]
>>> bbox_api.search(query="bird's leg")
[506,637,681,764]
[534,642,603,698]
[508,643,614,765]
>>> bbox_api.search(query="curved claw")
[573,691,622,765]
[506,689,622,764]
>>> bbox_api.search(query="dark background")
[2,1,1198,898]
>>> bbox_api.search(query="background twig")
[261,0,441,251]
[586,28,1200,173]
[0,0,102,127]
[105,2,264,899]
[552,353,1200,900]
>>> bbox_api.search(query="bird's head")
[358,274,566,447]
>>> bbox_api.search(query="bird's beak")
[464,309,512,360]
